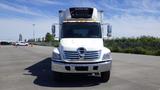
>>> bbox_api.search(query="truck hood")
[60,38,103,51]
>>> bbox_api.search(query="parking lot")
[0,46,160,90]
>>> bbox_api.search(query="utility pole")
[32,24,35,42]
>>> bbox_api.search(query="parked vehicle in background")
[15,42,29,46]
[0,41,11,45]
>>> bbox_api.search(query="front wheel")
[101,71,110,82]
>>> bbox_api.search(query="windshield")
[61,22,101,38]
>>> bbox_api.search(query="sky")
[0,0,160,41]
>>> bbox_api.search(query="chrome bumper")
[51,60,112,73]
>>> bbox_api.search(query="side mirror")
[107,25,112,37]
[51,25,56,37]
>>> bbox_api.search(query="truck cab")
[51,7,112,82]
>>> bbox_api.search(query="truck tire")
[101,71,110,82]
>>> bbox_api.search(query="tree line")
[27,32,59,47]
[104,36,160,56]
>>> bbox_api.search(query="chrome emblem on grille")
[77,47,86,59]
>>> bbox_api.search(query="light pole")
[32,24,35,42]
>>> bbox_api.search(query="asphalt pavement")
[0,45,160,90]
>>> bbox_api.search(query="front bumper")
[51,60,112,73]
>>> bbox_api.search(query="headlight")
[52,52,61,60]
[102,53,111,60]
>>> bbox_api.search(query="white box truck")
[51,7,112,82]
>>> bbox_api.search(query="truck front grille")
[64,51,101,60]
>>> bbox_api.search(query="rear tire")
[101,71,110,82]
